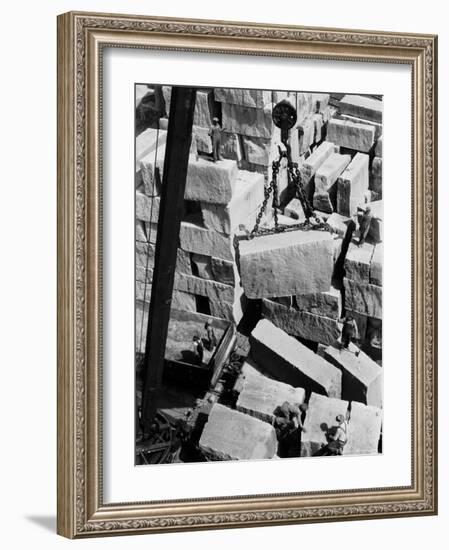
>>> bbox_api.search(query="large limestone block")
[339,114,382,140]
[136,220,149,243]
[345,242,375,283]
[321,344,383,409]
[314,153,351,213]
[136,127,168,166]
[209,286,246,324]
[312,113,325,142]
[297,117,315,155]
[174,272,238,303]
[250,319,342,397]
[199,403,278,461]
[236,362,306,423]
[214,88,272,108]
[300,141,336,186]
[368,200,383,243]
[185,158,238,204]
[192,125,213,154]
[201,170,265,234]
[241,136,271,167]
[179,221,234,261]
[326,212,350,237]
[171,290,197,312]
[239,230,337,299]
[345,402,382,455]
[370,244,383,286]
[337,153,369,217]
[327,119,375,153]
[222,102,273,138]
[138,150,165,196]
[300,393,349,457]
[344,278,382,320]
[295,286,342,319]
[261,299,341,346]
[339,95,383,123]
[135,192,160,223]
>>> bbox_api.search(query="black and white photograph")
[134,84,383,465]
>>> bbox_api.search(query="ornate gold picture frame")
[57,11,437,538]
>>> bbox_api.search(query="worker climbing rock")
[323,414,348,456]
[273,401,308,457]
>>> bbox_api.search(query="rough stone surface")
[344,278,382,320]
[222,103,273,139]
[295,93,315,122]
[135,244,191,276]
[192,125,213,154]
[138,148,166,196]
[210,257,239,286]
[236,361,306,423]
[311,93,330,112]
[300,393,349,457]
[250,319,342,397]
[175,272,237,303]
[295,286,342,319]
[375,135,383,158]
[326,212,350,237]
[201,170,264,234]
[312,113,325,142]
[370,244,383,286]
[321,344,383,408]
[209,287,246,324]
[171,290,197,313]
[136,192,160,223]
[345,242,375,283]
[337,153,369,217]
[370,157,382,196]
[214,88,271,108]
[136,220,148,243]
[199,403,278,461]
[339,95,383,123]
[239,230,337,299]
[297,117,315,155]
[185,158,238,204]
[136,127,168,166]
[284,198,306,222]
[262,299,341,346]
[300,141,336,187]
[193,89,215,128]
[241,136,271,166]
[314,153,351,213]
[220,132,243,163]
[368,200,383,243]
[345,402,382,455]
[327,119,375,153]
[179,221,234,261]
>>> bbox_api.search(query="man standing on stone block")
[358,205,372,246]
[209,117,222,162]
[192,335,204,365]
[340,315,360,355]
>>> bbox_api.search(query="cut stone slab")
[261,299,341,346]
[314,153,351,213]
[337,153,369,217]
[284,198,306,222]
[136,220,149,243]
[250,319,342,397]
[295,286,342,319]
[193,88,215,128]
[138,147,166,196]
[209,286,246,324]
[344,278,382,320]
[345,402,382,455]
[300,141,337,187]
[171,290,197,313]
[199,403,278,461]
[326,212,350,237]
[136,127,168,166]
[179,221,234,261]
[222,102,273,139]
[236,361,306,424]
[174,272,238,303]
[344,242,375,284]
[214,88,271,109]
[239,230,337,299]
[312,113,325,142]
[300,393,349,457]
[370,244,383,286]
[210,257,239,286]
[201,170,264,234]
[327,119,375,153]
[339,95,383,124]
[241,135,271,166]
[370,156,382,196]
[297,117,315,155]
[192,125,213,154]
[321,344,383,409]
[135,242,191,275]
[185,158,238,204]
[339,114,382,140]
[295,93,315,122]
[136,192,160,223]
[368,200,383,243]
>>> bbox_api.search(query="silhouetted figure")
[209,117,222,162]
[204,320,217,351]
[322,414,348,456]
[273,402,308,457]
[192,335,204,366]
[340,315,360,355]
[358,206,372,246]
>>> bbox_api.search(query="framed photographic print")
[57,11,438,538]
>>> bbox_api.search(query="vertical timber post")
[141,87,197,434]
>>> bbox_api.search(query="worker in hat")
[323,414,348,456]
[208,117,222,162]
